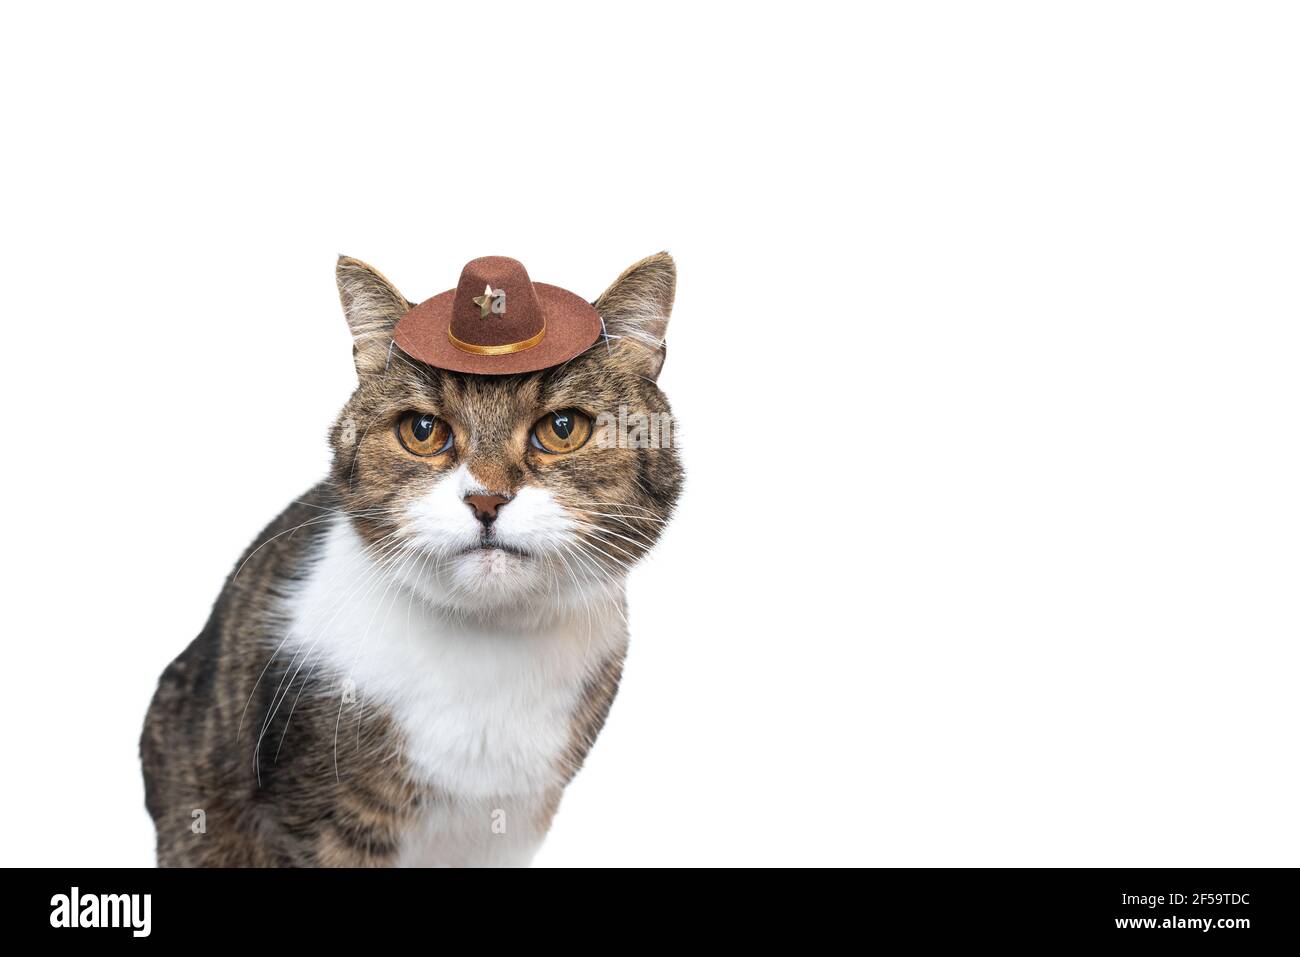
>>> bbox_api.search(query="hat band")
[447,322,546,356]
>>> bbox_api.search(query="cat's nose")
[464,493,511,526]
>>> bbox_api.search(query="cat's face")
[327,255,682,619]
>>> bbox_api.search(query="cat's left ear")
[594,252,676,380]
[336,255,413,376]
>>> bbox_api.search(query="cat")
[140,253,682,866]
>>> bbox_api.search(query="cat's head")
[327,254,682,620]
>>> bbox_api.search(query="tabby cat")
[140,253,682,866]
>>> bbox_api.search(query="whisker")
[252,530,410,781]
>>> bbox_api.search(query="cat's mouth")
[457,539,531,560]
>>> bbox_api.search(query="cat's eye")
[530,409,592,454]
[397,412,453,456]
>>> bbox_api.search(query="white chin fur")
[386,464,618,616]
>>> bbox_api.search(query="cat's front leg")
[306,797,413,867]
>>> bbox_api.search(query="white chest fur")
[281,517,626,866]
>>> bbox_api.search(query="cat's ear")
[336,255,413,376]
[594,252,676,380]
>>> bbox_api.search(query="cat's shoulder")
[219,483,338,597]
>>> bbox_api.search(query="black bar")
[9,868,1295,944]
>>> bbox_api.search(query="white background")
[2,2,1297,867]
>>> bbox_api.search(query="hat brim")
[393,283,603,375]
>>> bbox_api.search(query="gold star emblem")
[472,284,498,319]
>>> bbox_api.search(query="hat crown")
[449,256,544,350]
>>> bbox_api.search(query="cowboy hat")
[393,256,602,375]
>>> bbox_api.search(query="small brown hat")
[393,256,603,375]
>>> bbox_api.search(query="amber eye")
[397,412,453,456]
[530,409,592,454]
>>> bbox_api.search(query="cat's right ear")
[336,255,413,376]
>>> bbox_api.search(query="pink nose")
[465,493,510,525]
